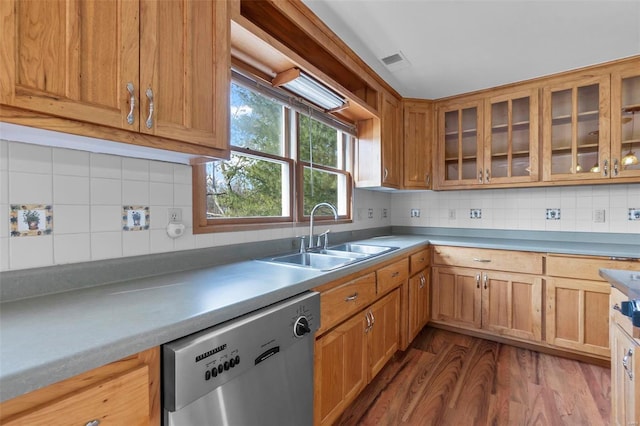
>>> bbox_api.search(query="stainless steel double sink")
[260,243,398,271]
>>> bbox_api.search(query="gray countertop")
[600,268,640,299]
[2,231,639,403]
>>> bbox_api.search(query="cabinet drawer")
[318,273,376,334]
[377,258,409,294]
[3,366,149,426]
[433,246,543,274]
[547,254,640,281]
[410,249,430,274]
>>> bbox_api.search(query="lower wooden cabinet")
[546,278,611,358]
[610,322,640,425]
[0,347,160,426]
[314,288,401,426]
[432,266,542,343]
[407,268,430,342]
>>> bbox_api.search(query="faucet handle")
[318,229,330,249]
[298,236,307,253]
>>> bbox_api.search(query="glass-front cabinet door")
[484,89,539,184]
[542,75,610,181]
[438,100,483,187]
[611,67,640,178]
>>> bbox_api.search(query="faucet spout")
[309,202,338,250]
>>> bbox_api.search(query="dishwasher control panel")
[162,291,320,412]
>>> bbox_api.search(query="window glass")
[206,153,289,218]
[299,114,339,168]
[230,83,284,156]
[302,166,348,216]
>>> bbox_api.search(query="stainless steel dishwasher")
[162,291,320,426]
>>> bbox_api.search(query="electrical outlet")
[382,208,388,219]
[410,209,420,218]
[593,209,606,223]
[367,208,374,219]
[470,209,482,219]
[448,209,456,220]
[629,208,640,221]
[546,208,561,220]
[168,208,182,223]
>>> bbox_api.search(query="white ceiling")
[301,0,640,99]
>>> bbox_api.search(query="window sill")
[194,218,353,234]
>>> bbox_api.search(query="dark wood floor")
[336,327,611,426]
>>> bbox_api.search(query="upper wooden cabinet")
[1,0,229,156]
[542,74,611,181]
[436,99,484,187]
[403,100,433,189]
[484,89,539,184]
[611,64,640,179]
[436,89,539,188]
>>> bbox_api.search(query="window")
[194,72,354,232]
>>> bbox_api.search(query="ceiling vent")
[379,51,411,72]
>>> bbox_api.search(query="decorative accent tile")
[546,208,561,220]
[470,208,482,219]
[122,206,150,231]
[10,204,53,237]
[629,208,640,221]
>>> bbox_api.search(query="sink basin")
[260,243,399,271]
[262,252,357,271]
[328,243,398,256]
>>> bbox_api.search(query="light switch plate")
[367,208,374,219]
[382,208,388,219]
[448,209,456,220]
[593,209,605,223]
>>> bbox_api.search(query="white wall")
[0,140,391,271]
[391,185,640,234]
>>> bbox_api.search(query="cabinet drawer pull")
[473,258,491,263]
[85,421,100,426]
[610,257,637,261]
[369,310,375,326]
[145,87,154,129]
[391,271,400,278]
[603,159,609,177]
[383,168,389,181]
[478,170,483,183]
[419,274,426,289]
[365,310,372,332]
[614,159,619,177]
[126,82,135,125]
[344,292,358,302]
[485,169,490,183]
[483,273,488,290]
[613,303,622,312]
[623,348,633,380]
[425,174,430,186]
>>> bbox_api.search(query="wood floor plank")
[336,327,611,426]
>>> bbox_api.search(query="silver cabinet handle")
[476,273,480,289]
[383,167,389,181]
[145,87,154,129]
[478,170,483,183]
[603,159,609,177]
[419,273,425,289]
[614,303,622,312]
[365,310,372,332]
[344,292,358,302]
[425,174,431,186]
[623,348,633,380]
[369,310,375,326]
[85,420,100,426]
[614,159,619,176]
[610,257,637,261]
[485,169,490,183]
[473,258,491,263]
[483,273,488,290]
[126,82,135,125]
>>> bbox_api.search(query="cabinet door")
[408,270,430,343]
[431,266,482,329]
[403,100,433,189]
[481,271,542,342]
[437,100,484,187]
[611,64,640,178]
[484,89,539,184]
[368,289,400,379]
[0,0,139,130]
[314,312,368,426]
[542,75,611,181]
[139,0,229,149]
[546,278,610,357]
[381,92,402,188]
[611,322,640,426]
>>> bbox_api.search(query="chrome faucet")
[309,202,338,250]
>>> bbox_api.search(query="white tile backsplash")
[150,182,173,206]
[150,161,174,183]
[91,231,122,260]
[90,205,123,232]
[122,230,150,256]
[53,148,89,177]
[90,178,121,205]
[122,180,149,205]
[54,205,90,234]
[0,237,8,271]
[54,233,91,264]
[90,153,122,179]
[122,157,149,181]
[53,175,90,205]
[8,172,52,204]
[0,140,8,171]
[8,143,52,174]
[9,235,53,269]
